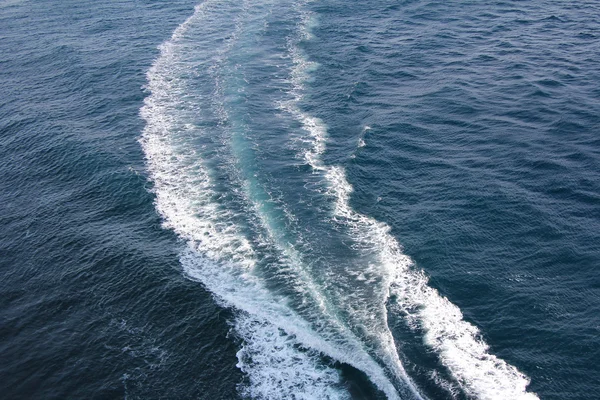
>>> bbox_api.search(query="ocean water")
[1,0,599,399]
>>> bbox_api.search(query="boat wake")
[140,1,539,399]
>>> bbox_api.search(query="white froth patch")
[180,251,357,399]
[181,249,403,400]
[235,316,348,400]
[140,13,256,270]
[392,272,540,400]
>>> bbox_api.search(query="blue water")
[1,0,599,399]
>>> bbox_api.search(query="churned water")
[1,1,599,399]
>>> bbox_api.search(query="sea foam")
[287,10,540,400]
[141,1,410,399]
[141,0,539,399]
[140,2,349,399]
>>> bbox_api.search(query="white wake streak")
[287,11,540,400]
[140,3,350,399]
[140,0,539,399]
[140,1,416,399]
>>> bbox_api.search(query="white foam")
[140,3,353,399]
[235,314,347,400]
[140,2,418,399]
[281,8,425,400]
[286,12,540,400]
[325,167,540,400]
[180,248,404,400]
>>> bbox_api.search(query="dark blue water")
[1,0,598,399]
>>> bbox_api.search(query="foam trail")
[188,1,419,397]
[182,1,422,396]
[140,1,416,399]
[287,11,540,400]
[140,0,539,398]
[140,2,351,399]
[281,6,425,400]
[325,167,539,400]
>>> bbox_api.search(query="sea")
[1,0,599,399]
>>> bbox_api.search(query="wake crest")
[286,9,539,400]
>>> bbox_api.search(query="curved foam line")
[140,3,352,399]
[286,11,540,400]
[280,6,427,399]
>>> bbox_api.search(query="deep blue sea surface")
[1,1,599,399]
